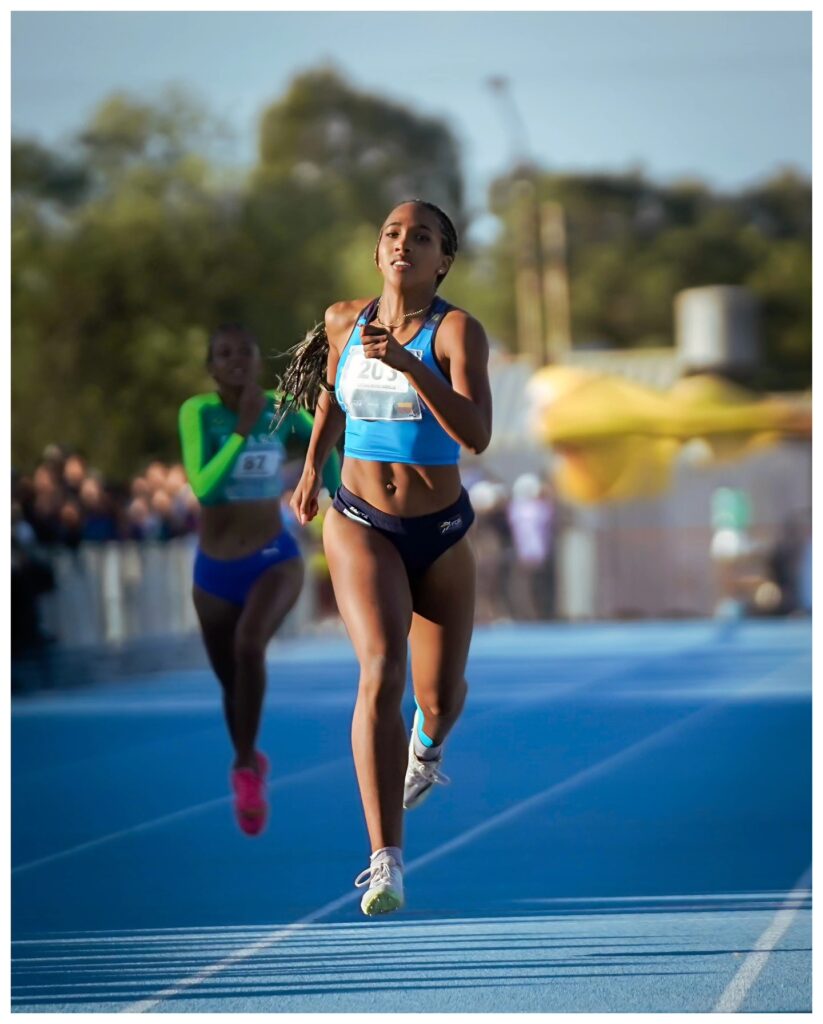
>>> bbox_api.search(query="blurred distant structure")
[472,267,810,622]
[675,285,759,382]
[540,285,766,390]
[487,167,811,392]
[486,76,572,366]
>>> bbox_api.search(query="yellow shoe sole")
[361,889,404,916]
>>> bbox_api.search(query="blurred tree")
[257,67,464,231]
[237,67,468,394]
[12,72,808,482]
[736,169,811,241]
[77,87,225,180]
[487,168,811,389]
[11,73,471,478]
[746,238,811,390]
[12,90,243,478]
[11,139,90,206]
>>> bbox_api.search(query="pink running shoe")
[231,750,270,836]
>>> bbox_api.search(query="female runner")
[288,200,492,914]
[179,324,341,835]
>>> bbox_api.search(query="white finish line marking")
[121,661,802,1014]
[712,866,812,1013]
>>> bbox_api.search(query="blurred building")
[473,285,811,620]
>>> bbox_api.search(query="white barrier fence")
[28,437,813,653]
[38,537,317,649]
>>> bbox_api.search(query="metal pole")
[540,200,572,360]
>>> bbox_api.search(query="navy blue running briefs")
[333,484,474,583]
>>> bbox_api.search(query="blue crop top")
[335,297,461,466]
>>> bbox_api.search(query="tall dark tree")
[11,74,471,478]
[487,168,811,389]
[257,68,464,230]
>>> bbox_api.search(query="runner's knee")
[417,678,468,720]
[233,626,266,667]
[358,652,407,710]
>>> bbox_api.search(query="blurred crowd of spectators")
[466,471,558,623]
[12,446,561,625]
[11,442,809,682]
[9,444,558,684]
[10,444,561,659]
[12,443,200,549]
[11,444,203,666]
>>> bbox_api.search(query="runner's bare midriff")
[198,499,284,559]
[341,460,462,517]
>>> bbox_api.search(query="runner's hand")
[236,382,267,436]
[291,466,320,526]
[360,324,414,372]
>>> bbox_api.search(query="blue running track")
[12,620,811,1012]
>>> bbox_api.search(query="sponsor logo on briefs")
[342,505,373,527]
[438,515,463,534]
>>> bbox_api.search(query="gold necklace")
[375,297,432,331]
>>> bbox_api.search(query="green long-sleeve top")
[179,391,341,506]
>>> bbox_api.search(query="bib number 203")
[357,360,398,384]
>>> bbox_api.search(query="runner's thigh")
[324,507,413,668]
[236,556,305,644]
[410,536,476,697]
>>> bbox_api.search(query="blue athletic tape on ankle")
[414,700,435,748]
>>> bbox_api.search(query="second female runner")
[180,325,341,836]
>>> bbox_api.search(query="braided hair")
[274,200,459,426]
[271,319,331,431]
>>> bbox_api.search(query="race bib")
[339,347,423,421]
[231,448,282,481]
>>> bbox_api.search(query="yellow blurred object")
[308,550,330,579]
[555,437,679,503]
[527,368,671,444]
[528,366,811,504]
[667,373,810,436]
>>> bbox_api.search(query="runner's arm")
[290,407,342,494]
[178,396,243,502]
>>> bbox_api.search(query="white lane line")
[8,652,664,880]
[712,866,812,1013]
[121,675,776,1014]
[512,891,805,906]
[402,700,731,877]
[12,757,349,877]
[122,896,361,1013]
[10,648,692,879]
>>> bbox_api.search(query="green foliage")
[12,139,90,205]
[12,91,241,479]
[11,73,469,479]
[258,68,463,229]
[488,169,811,386]
[11,71,810,481]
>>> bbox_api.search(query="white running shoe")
[354,851,405,916]
[403,722,450,810]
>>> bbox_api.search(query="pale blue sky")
[12,11,811,236]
